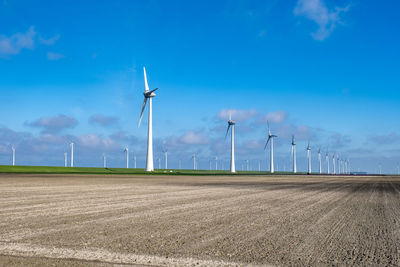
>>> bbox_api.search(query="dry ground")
[0,174,399,266]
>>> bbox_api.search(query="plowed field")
[0,174,399,266]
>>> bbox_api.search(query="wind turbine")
[332,154,336,174]
[326,151,330,174]
[64,152,67,167]
[70,142,74,167]
[306,141,311,174]
[192,154,197,170]
[225,110,236,173]
[133,154,137,168]
[246,159,249,171]
[264,121,277,173]
[11,146,15,166]
[291,135,297,173]
[215,156,218,170]
[318,148,322,174]
[258,160,261,172]
[158,157,161,169]
[138,67,158,172]
[103,154,107,168]
[124,147,129,168]
[163,148,168,169]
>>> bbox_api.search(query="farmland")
[0,174,399,266]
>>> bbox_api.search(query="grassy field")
[0,165,297,176]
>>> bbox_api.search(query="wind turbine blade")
[267,120,270,134]
[264,136,271,150]
[225,125,231,139]
[143,67,149,92]
[149,88,159,94]
[138,97,148,127]
[229,110,231,121]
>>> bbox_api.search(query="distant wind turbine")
[332,154,336,174]
[138,67,159,172]
[103,154,107,168]
[124,147,129,168]
[318,148,322,174]
[70,142,74,167]
[11,146,15,166]
[291,135,297,173]
[215,156,218,170]
[264,121,277,173]
[306,141,311,174]
[163,148,168,169]
[192,154,197,170]
[64,152,67,167]
[326,151,330,174]
[225,110,236,173]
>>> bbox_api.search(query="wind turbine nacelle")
[228,120,236,125]
[144,91,156,98]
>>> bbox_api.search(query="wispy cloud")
[39,34,60,46]
[0,26,36,56]
[368,132,399,145]
[260,110,288,123]
[89,114,119,127]
[27,114,78,134]
[294,0,349,40]
[217,109,257,122]
[47,52,65,61]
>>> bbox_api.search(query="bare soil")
[0,174,399,266]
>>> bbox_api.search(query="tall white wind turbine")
[124,147,129,168]
[138,67,158,172]
[291,135,297,173]
[225,111,236,173]
[306,141,311,174]
[11,146,15,166]
[318,148,322,174]
[264,121,277,173]
[326,151,330,174]
[64,152,67,167]
[103,154,107,168]
[70,142,74,167]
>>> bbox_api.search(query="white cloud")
[47,52,65,60]
[39,34,60,45]
[217,109,257,122]
[261,111,288,123]
[0,26,36,56]
[294,0,349,40]
[181,131,210,145]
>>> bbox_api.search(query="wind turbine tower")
[124,147,129,168]
[192,154,197,170]
[70,142,74,167]
[307,142,311,174]
[318,148,322,174]
[163,148,168,169]
[215,156,218,170]
[332,154,336,174]
[64,152,67,167]
[225,111,236,173]
[138,67,159,172]
[11,146,15,166]
[103,155,107,168]
[326,151,330,174]
[264,121,277,173]
[291,135,297,173]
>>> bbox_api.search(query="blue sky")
[0,0,399,173]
